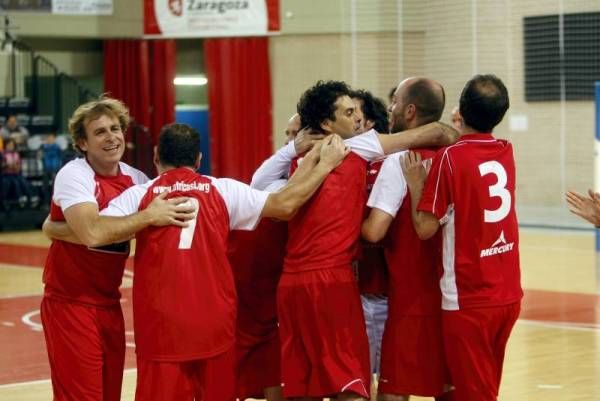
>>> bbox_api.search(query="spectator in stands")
[0,114,29,150]
[41,133,62,178]
[1,138,38,208]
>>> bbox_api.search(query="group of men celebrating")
[40,73,521,401]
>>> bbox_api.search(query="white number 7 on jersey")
[479,161,511,223]
[178,198,199,249]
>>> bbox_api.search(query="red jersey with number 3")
[284,152,368,273]
[417,134,522,311]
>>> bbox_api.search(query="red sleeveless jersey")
[284,152,367,273]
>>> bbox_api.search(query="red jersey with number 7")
[417,133,522,311]
[101,167,269,361]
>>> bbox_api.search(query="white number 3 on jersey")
[479,161,511,223]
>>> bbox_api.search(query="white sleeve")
[264,178,288,193]
[52,161,98,211]
[367,152,407,218]
[211,178,269,230]
[100,181,154,217]
[250,141,296,190]
[345,129,385,162]
[119,162,150,185]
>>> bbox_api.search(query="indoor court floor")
[0,227,598,401]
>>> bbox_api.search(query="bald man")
[362,77,453,401]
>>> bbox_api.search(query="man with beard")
[362,77,454,401]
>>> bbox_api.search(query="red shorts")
[235,273,281,399]
[236,328,280,399]
[442,302,520,401]
[379,314,449,396]
[41,296,125,401]
[277,267,371,398]
[136,349,236,401]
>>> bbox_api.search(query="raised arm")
[400,151,440,240]
[261,134,349,221]
[53,191,195,248]
[377,122,458,155]
[250,129,325,189]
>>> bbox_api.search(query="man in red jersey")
[362,77,453,401]
[95,123,350,401]
[402,74,522,401]
[227,112,306,401]
[256,80,458,401]
[350,89,391,397]
[41,98,191,401]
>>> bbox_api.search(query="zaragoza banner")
[144,0,280,38]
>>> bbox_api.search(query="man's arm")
[362,209,394,243]
[566,189,600,227]
[400,151,440,240]
[261,134,349,221]
[51,191,195,247]
[250,129,325,189]
[361,153,406,242]
[42,217,82,244]
[377,122,458,155]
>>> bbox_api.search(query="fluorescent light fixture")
[174,76,208,86]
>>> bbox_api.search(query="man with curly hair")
[251,80,457,401]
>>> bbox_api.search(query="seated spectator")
[1,138,38,208]
[0,115,30,150]
[41,133,62,178]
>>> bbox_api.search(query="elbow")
[78,225,107,248]
[414,222,436,241]
[362,224,384,243]
[80,233,102,248]
[415,228,434,241]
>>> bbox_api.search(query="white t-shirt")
[53,158,149,211]
[367,151,408,218]
[101,173,269,231]
[250,129,384,190]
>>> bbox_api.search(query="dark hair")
[350,89,389,133]
[388,86,396,103]
[158,123,200,168]
[297,80,352,131]
[459,74,509,132]
[402,78,445,126]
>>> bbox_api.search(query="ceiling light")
[174,76,208,86]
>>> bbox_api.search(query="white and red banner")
[144,0,280,38]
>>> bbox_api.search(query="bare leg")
[337,391,368,401]
[264,385,286,401]
[377,393,410,401]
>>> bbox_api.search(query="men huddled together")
[42,74,521,401]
